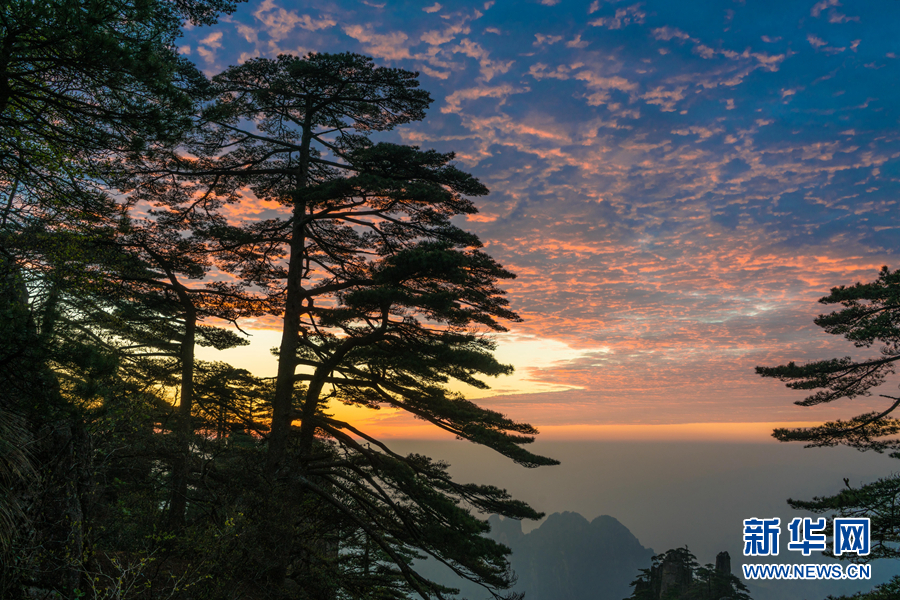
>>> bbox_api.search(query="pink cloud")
[441,84,529,113]
[253,0,336,41]
[343,25,412,60]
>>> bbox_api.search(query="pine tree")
[756,266,900,451]
[88,209,265,528]
[756,267,900,600]
[788,475,900,561]
[0,0,244,594]
[168,51,559,598]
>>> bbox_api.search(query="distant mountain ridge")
[415,511,654,600]
[494,512,655,600]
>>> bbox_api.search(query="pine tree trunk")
[267,117,312,477]
[168,308,196,529]
[267,200,306,476]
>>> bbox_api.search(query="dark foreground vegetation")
[0,1,558,598]
[759,266,900,599]
[6,1,899,599]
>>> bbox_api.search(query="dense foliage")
[0,3,556,599]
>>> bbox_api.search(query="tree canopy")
[756,266,900,600]
[756,266,900,452]
[178,50,557,598]
[1,7,557,599]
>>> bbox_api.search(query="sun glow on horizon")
[193,328,828,443]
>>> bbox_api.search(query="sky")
[186,0,900,437]
[178,3,900,596]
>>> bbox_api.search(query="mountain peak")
[488,514,524,545]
